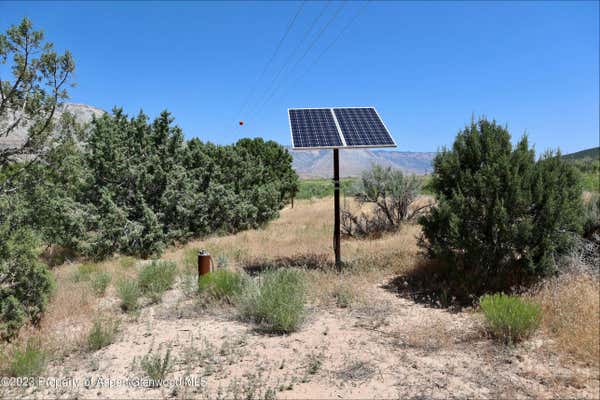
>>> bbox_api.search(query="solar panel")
[288,107,395,149]
[333,107,395,147]
[289,108,344,149]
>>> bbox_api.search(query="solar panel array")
[333,108,395,147]
[289,108,343,148]
[289,107,395,149]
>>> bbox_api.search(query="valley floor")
[3,198,599,399]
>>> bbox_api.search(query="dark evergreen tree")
[74,109,297,259]
[0,18,73,339]
[0,18,298,338]
[419,118,582,290]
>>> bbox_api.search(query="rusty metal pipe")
[198,249,214,278]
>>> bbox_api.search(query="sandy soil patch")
[3,198,598,399]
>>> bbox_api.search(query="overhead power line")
[254,0,370,119]
[248,0,349,122]
[243,1,333,121]
[234,0,306,120]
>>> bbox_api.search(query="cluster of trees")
[26,110,297,260]
[0,18,297,339]
[1,17,590,339]
[344,118,587,295]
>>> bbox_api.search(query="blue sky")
[2,1,598,153]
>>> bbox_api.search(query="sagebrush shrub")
[87,316,119,351]
[198,269,246,303]
[138,260,177,303]
[419,118,582,290]
[90,272,112,296]
[116,279,140,312]
[332,284,354,308]
[239,269,306,333]
[7,338,47,377]
[479,293,541,344]
[140,346,172,387]
[342,165,422,237]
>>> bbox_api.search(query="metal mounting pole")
[333,149,341,268]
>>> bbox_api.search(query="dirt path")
[4,199,598,399]
[10,279,598,400]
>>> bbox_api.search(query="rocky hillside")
[0,103,105,151]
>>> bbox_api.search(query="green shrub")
[296,178,356,199]
[181,272,198,298]
[80,117,298,260]
[583,192,599,239]
[71,263,100,283]
[0,19,69,341]
[342,166,422,237]
[566,156,599,192]
[0,229,55,340]
[239,269,306,333]
[138,260,177,303]
[333,285,354,308]
[7,338,47,377]
[87,316,119,351]
[140,346,172,387]
[419,118,583,291]
[581,172,599,193]
[183,248,198,271]
[116,279,140,312]
[479,293,542,344]
[199,269,246,303]
[90,272,112,296]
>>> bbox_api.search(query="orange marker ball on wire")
[239,121,244,126]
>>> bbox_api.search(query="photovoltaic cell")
[289,108,343,148]
[333,108,395,147]
[288,107,395,149]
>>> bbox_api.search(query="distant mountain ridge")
[1,102,437,178]
[564,147,599,160]
[288,147,436,178]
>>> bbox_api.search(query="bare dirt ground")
[3,198,599,399]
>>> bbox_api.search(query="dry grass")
[391,318,458,352]
[0,256,141,371]
[531,273,600,366]
[1,196,598,392]
[1,198,417,371]
[163,198,420,269]
[162,198,421,310]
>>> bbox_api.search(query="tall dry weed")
[532,273,599,365]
